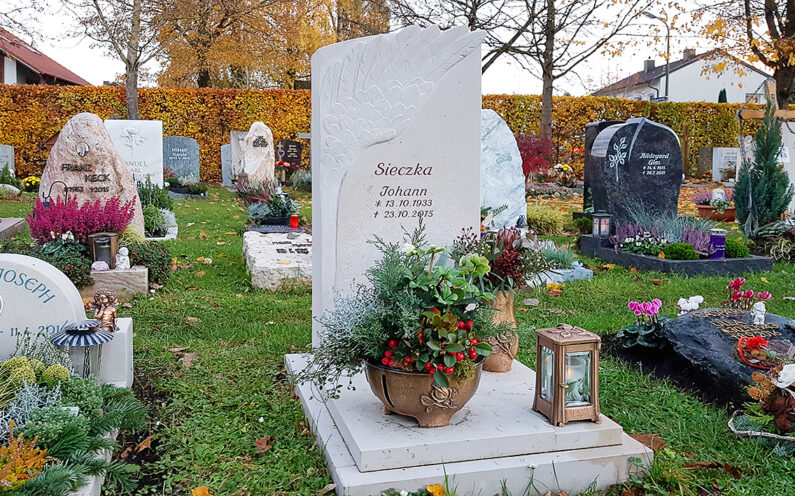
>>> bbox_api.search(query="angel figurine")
[89,289,119,332]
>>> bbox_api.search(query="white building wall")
[666,58,768,103]
[3,56,16,85]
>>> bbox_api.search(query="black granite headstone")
[275,139,303,166]
[583,121,623,212]
[590,118,682,221]
[163,136,200,181]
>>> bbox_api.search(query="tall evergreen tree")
[735,101,795,236]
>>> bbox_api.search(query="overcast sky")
[19,3,731,96]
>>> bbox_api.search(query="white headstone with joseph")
[311,25,485,345]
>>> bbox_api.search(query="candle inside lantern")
[564,352,591,406]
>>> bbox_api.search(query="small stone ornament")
[91,261,110,272]
[115,247,131,270]
[711,188,726,203]
[88,289,119,332]
[752,302,767,326]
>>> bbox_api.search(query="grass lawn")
[2,186,794,495]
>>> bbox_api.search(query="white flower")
[400,243,417,255]
[775,364,795,389]
[258,417,264,423]
[677,298,688,308]
[400,491,409,496]
[61,231,75,242]
[691,295,704,304]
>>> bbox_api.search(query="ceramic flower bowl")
[364,360,483,428]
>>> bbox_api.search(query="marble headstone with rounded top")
[0,254,87,360]
[243,122,275,185]
[480,109,526,229]
[312,25,485,345]
[39,112,145,235]
[104,119,164,186]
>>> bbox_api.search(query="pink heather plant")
[27,196,135,245]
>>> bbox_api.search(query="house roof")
[592,49,769,97]
[0,27,90,86]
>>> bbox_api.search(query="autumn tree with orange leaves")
[697,0,794,107]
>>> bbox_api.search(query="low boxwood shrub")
[725,239,750,258]
[573,217,592,234]
[525,206,564,235]
[663,242,698,260]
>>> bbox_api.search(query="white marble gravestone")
[242,122,275,185]
[0,254,86,359]
[229,131,248,178]
[221,144,232,186]
[0,145,13,176]
[311,25,485,345]
[712,147,740,181]
[105,120,164,186]
[480,109,526,229]
[40,113,145,236]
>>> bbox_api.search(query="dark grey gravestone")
[0,145,14,176]
[590,117,682,221]
[665,309,795,403]
[275,139,303,166]
[163,136,200,181]
[583,121,623,212]
[221,144,232,186]
[697,147,713,178]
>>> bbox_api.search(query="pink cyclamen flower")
[628,301,639,311]
[652,298,662,309]
[757,292,772,300]
[731,290,741,301]
[744,289,755,298]
[641,301,652,314]
[727,277,746,291]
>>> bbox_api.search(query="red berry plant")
[296,224,498,396]
[27,196,135,245]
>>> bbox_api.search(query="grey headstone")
[584,121,623,212]
[697,147,712,178]
[163,136,200,182]
[221,144,232,186]
[230,131,247,178]
[0,145,14,176]
[480,110,526,229]
[712,147,740,181]
[590,117,682,221]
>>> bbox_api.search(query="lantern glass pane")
[564,351,591,406]
[540,346,554,401]
[600,218,610,236]
[68,346,102,379]
[592,217,599,236]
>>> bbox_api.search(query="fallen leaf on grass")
[196,270,206,277]
[629,268,638,274]
[225,232,237,235]
[602,263,616,270]
[180,352,199,368]
[210,302,220,308]
[186,316,201,323]
[658,251,666,259]
[186,286,201,291]
[120,446,132,459]
[255,435,275,453]
[200,230,207,239]
[760,277,769,283]
[318,484,336,495]
[186,222,195,227]
[169,346,188,353]
[233,215,240,220]
[547,289,563,297]
[547,308,566,315]
[135,435,153,453]
[546,282,565,291]
[202,258,213,265]
[683,462,742,479]
[192,487,213,496]
[628,433,666,452]
[216,242,226,246]
[651,279,663,286]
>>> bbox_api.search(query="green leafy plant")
[0,165,20,189]
[137,177,173,211]
[187,182,208,195]
[143,204,166,237]
[735,101,795,235]
[525,206,564,235]
[662,243,698,260]
[248,193,300,224]
[725,239,750,258]
[543,247,575,268]
[127,242,171,285]
[573,217,592,234]
[47,249,93,289]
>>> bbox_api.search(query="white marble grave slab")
[312,25,485,345]
[286,354,652,496]
[105,120,164,186]
[243,231,312,290]
[0,254,87,360]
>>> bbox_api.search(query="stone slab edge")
[80,267,149,299]
[146,225,178,242]
[580,235,773,275]
[285,354,652,496]
[0,218,25,241]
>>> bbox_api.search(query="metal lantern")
[87,233,119,269]
[533,324,601,426]
[591,210,612,237]
[51,320,114,379]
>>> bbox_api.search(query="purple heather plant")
[693,189,712,206]
[680,225,713,256]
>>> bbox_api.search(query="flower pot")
[261,216,290,226]
[697,205,735,222]
[490,290,517,328]
[483,331,519,373]
[364,360,483,428]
